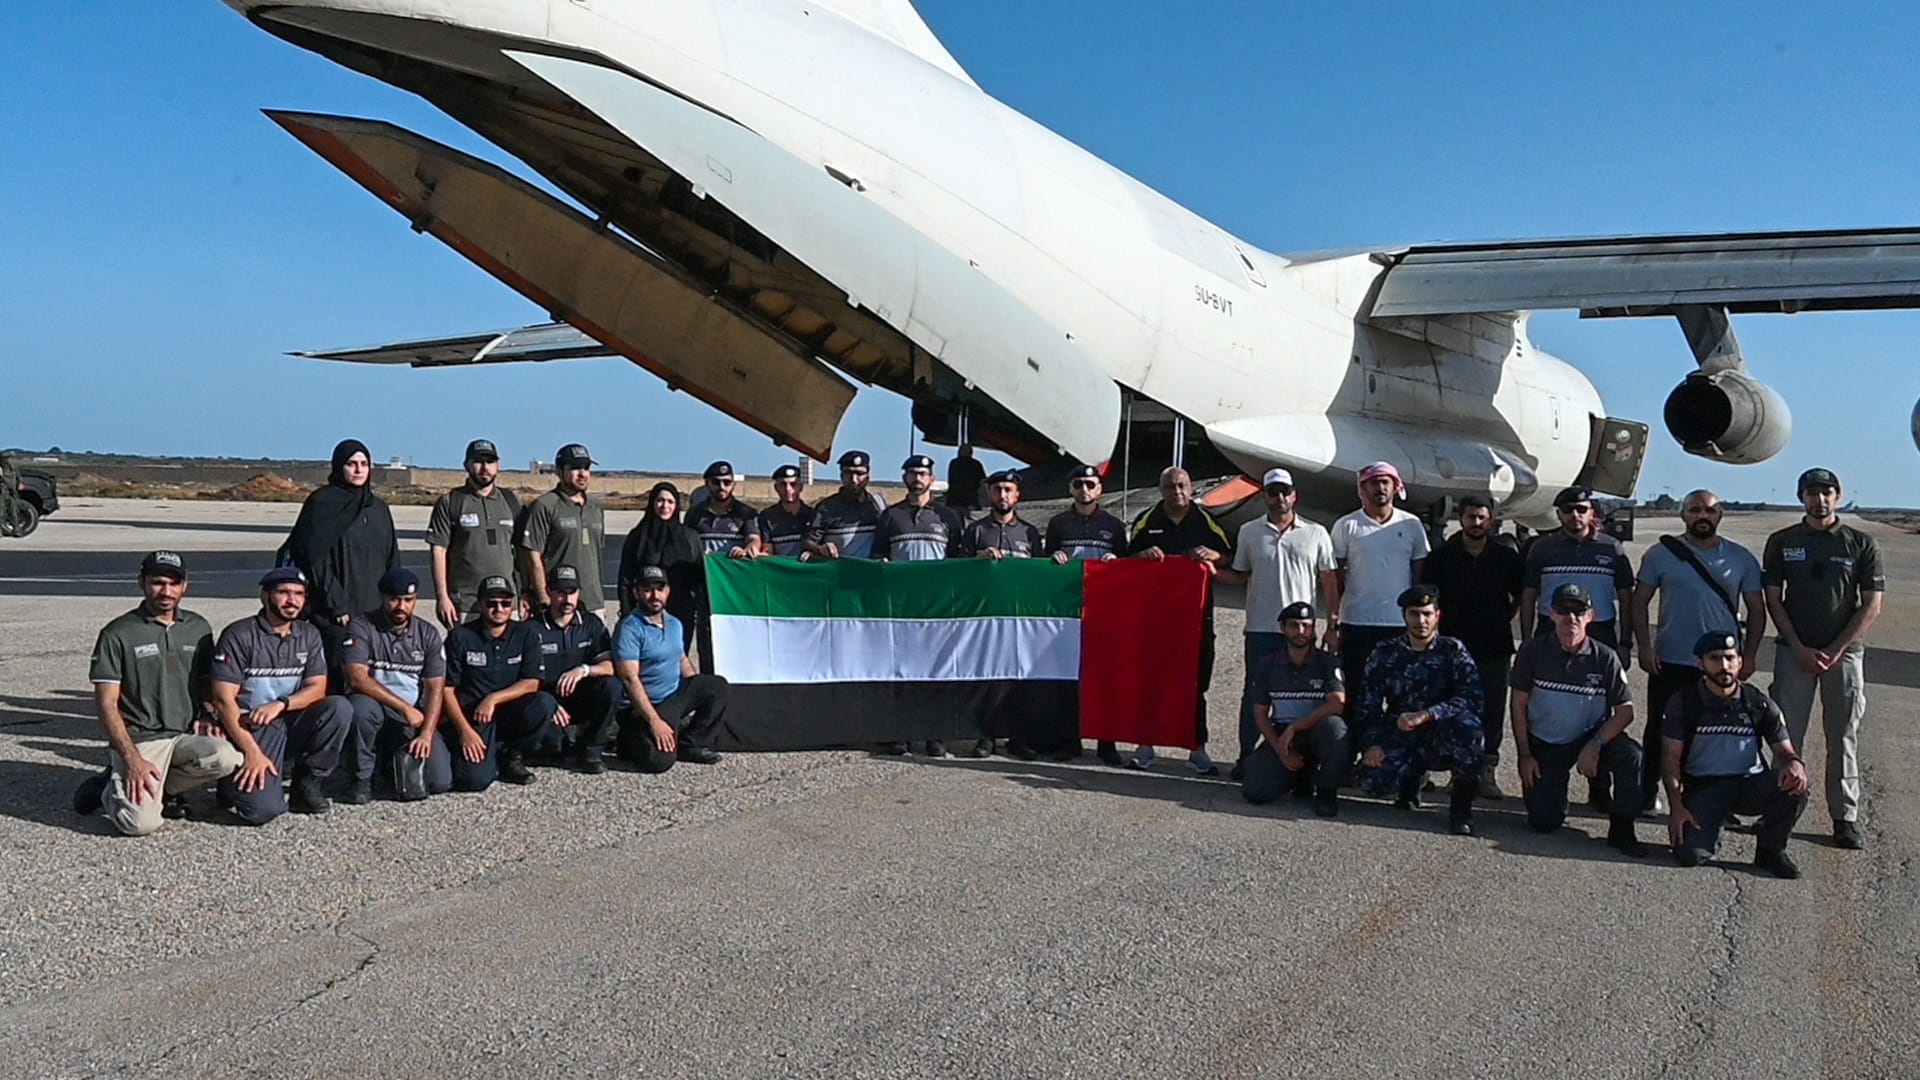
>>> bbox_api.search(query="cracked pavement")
[1,500,1915,1078]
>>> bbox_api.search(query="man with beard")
[1763,468,1884,850]
[806,451,888,560]
[1664,633,1811,878]
[960,470,1042,560]
[686,460,757,672]
[519,443,607,619]
[343,568,449,802]
[1422,495,1524,798]
[614,566,732,772]
[80,551,243,835]
[1356,585,1485,836]
[427,438,520,628]
[441,576,551,789]
[525,565,620,774]
[1124,466,1235,776]
[750,465,816,558]
[874,454,966,756]
[1629,489,1764,810]
[209,568,353,822]
[1042,464,1126,764]
[1510,584,1648,856]
[1241,602,1348,817]
[1330,463,1430,745]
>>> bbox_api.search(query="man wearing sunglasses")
[440,576,552,789]
[1519,485,1636,812]
[1763,467,1884,850]
[750,464,816,559]
[1043,465,1128,765]
[806,450,888,560]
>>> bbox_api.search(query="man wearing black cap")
[441,575,552,789]
[525,564,620,773]
[875,454,965,564]
[1242,602,1348,816]
[427,438,521,628]
[342,567,449,802]
[1663,632,1810,878]
[1508,583,1647,856]
[81,552,242,836]
[208,568,353,821]
[686,460,758,673]
[750,465,816,558]
[614,565,732,771]
[1762,467,1883,849]
[807,450,889,560]
[1422,494,1525,799]
[1040,465,1126,763]
[1355,584,1485,835]
[518,443,607,619]
[959,470,1042,559]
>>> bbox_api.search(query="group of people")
[75,438,1883,881]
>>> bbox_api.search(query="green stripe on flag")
[705,554,1083,620]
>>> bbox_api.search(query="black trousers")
[1677,770,1807,860]
[1643,664,1705,800]
[525,675,621,756]
[1522,733,1644,831]
[623,674,731,773]
[1338,624,1402,725]
[1470,650,1510,759]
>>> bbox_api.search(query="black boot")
[1395,773,1425,811]
[1447,782,1476,836]
[1607,816,1649,857]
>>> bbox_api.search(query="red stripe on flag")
[1076,558,1208,749]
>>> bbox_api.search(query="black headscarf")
[619,482,701,598]
[287,440,374,569]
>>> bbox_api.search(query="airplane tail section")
[808,0,976,86]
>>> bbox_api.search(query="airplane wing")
[1362,228,1920,318]
[294,323,611,368]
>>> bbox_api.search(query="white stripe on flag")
[710,616,1081,685]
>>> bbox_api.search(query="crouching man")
[342,568,450,801]
[209,568,353,822]
[441,576,552,789]
[1664,632,1811,879]
[526,564,620,774]
[1356,585,1486,836]
[80,551,242,835]
[1242,602,1348,817]
[613,565,731,772]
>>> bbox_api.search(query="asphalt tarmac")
[1,499,1914,1078]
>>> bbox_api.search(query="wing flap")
[294,322,611,368]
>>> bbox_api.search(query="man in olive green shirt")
[518,443,608,618]
[82,551,242,836]
[428,438,521,627]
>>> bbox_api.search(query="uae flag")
[704,554,1207,751]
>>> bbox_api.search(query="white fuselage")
[230,0,1605,523]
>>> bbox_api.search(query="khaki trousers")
[1769,641,1866,822]
[104,735,243,837]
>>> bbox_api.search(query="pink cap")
[1356,461,1403,486]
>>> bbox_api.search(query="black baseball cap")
[636,565,669,585]
[1797,467,1840,494]
[986,469,1022,487]
[465,439,499,463]
[260,566,307,589]
[837,450,870,469]
[772,464,802,482]
[140,551,187,581]
[1553,485,1595,508]
[1279,601,1316,623]
[1397,584,1440,609]
[477,575,515,599]
[377,568,419,597]
[548,564,581,591]
[902,454,935,471]
[555,443,595,468]
[704,460,736,481]
[1694,631,1740,657]
[1550,583,1592,614]
[1068,464,1102,481]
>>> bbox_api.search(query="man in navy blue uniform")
[959,470,1042,560]
[750,465,817,559]
[341,568,449,801]
[1356,585,1485,835]
[526,564,619,774]
[806,451,888,560]
[441,576,552,789]
[1242,602,1347,816]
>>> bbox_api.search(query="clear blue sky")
[5,2,1918,504]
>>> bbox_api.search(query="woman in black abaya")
[284,439,400,683]
[617,481,701,652]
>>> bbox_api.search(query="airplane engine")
[1662,370,1792,464]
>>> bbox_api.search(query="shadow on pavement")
[0,756,114,834]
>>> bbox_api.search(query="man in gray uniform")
[750,465,816,558]
[518,443,607,617]
[81,551,242,836]
[874,454,964,564]
[1509,584,1647,856]
[1242,602,1347,816]
[806,450,888,560]
[1664,632,1811,878]
[343,568,449,801]
[208,568,352,822]
[428,438,521,628]
[1763,467,1884,849]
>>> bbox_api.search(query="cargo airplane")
[225,0,1920,525]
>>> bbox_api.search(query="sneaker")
[574,751,607,775]
[1834,820,1865,850]
[1132,746,1156,769]
[342,778,374,806]
[1312,789,1339,818]
[1478,773,1506,800]
[161,794,192,820]
[678,746,723,765]
[1123,756,1148,771]
[1189,750,1217,777]
[876,742,908,756]
[922,741,947,758]
[72,770,110,815]
[499,751,536,785]
[290,774,331,815]
[966,740,993,758]
[1096,742,1124,767]
[1606,818,1649,858]
[1754,848,1801,879]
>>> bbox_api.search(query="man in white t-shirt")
[1330,462,1431,730]
[1216,468,1339,779]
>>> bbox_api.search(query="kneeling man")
[1242,602,1348,817]
[527,564,620,773]
[442,575,552,789]
[343,568,449,800]
[614,565,731,772]
[1356,585,1486,835]
[1510,584,1647,856]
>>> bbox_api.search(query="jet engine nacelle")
[1662,369,1792,464]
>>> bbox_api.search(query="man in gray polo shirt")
[1241,602,1347,816]
[81,551,242,836]
[428,438,521,628]
[1763,467,1884,849]
[343,568,449,801]
[209,567,353,822]
[1509,584,1647,857]
[518,443,607,618]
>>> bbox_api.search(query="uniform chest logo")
[1783,547,1808,562]
[296,651,309,664]
[459,512,481,528]
[408,650,422,662]
[135,643,161,659]
[465,651,487,666]
[541,642,560,654]
[1586,673,1603,686]
[559,517,580,529]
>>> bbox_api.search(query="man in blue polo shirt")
[1242,602,1347,816]
[1509,584,1647,857]
[614,565,732,772]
